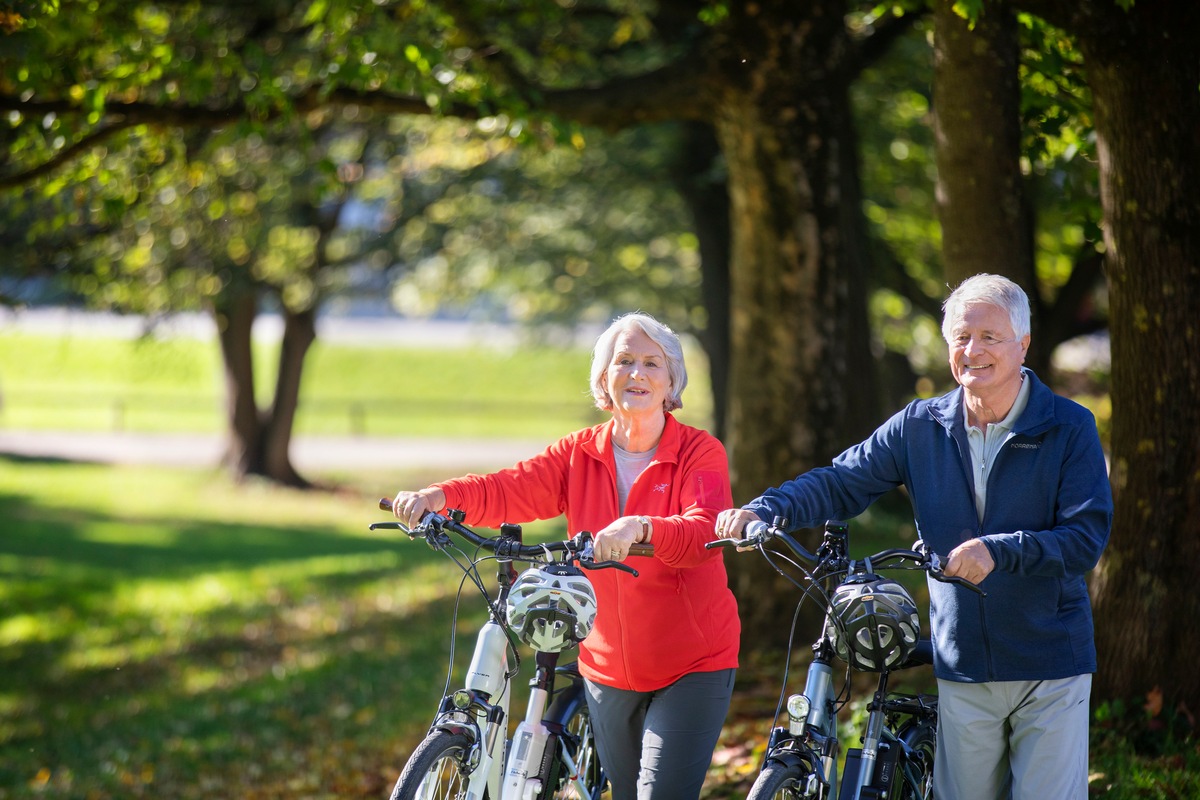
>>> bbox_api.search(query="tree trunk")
[214,290,264,479]
[932,0,1046,371]
[1068,6,1200,713]
[262,306,316,488]
[670,122,731,442]
[212,288,313,487]
[711,1,880,647]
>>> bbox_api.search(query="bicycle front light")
[786,693,811,734]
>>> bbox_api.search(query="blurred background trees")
[2,0,1197,713]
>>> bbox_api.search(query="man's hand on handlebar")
[713,508,761,541]
[943,538,996,585]
[392,488,447,530]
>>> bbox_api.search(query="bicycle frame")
[426,558,519,800]
[434,623,599,800]
[771,640,937,800]
[374,505,646,800]
[709,520,970,800]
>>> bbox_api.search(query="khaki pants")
[933,674,1092,800]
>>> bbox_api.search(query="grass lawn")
[5,461,1195,800]
[0,458,573,799]
[0,330,713,439]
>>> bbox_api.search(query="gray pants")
[934,674,1092,800]
[584,669,736,800]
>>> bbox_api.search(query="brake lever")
[582,560,639,577]
[369,520,423,541]
[705,537,757,553]
[368,519,451,549]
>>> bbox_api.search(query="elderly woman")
[392,312,740,800]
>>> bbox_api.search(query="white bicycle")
[371,502,652,800]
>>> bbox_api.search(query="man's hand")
[944,538,995,584]
[713,508,760,540]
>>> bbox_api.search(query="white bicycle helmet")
[824,574,920,671]
[506,564,598,653]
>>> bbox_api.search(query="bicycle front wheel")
[390,730,477,800]
[746,760,821,800]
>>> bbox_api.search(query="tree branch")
[0,119,138,189]
[848,7,927,80]
[0,86,479,190]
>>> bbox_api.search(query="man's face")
[946,302,1030,399]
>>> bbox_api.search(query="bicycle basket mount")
[824,574,920,671]
[506,564,598,653]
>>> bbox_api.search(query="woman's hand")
[594,516,642,562]
[713,508,759,540]
[391,488,446,529]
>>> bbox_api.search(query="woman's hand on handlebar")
[392,488,447,530]
[593,516,643,563]
[714,508,760,540]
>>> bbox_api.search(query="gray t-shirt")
[613,442,657,514]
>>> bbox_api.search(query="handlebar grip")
[628,543,654,557]
[379,497,392,511]
[744,519,771,539]
[704,518,774,550]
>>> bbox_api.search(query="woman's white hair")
[941,273,1032,342]
[589,312,687,412]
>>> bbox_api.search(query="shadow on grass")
[0,467,540,799]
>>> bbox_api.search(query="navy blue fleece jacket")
[744,369,1112,683]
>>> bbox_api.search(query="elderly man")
[716,273,1112,799]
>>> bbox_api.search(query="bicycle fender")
[763,747,818,774]
[433,720,478,741]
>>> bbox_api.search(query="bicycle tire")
[896,722,936,800]
[389,730,479,800]
[746,760,820,800]
[547,685,605,800]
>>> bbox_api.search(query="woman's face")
[603,327,671,417]
[946,302,1030,400]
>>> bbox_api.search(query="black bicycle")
[371,502,651,800]
[708,519,983,800]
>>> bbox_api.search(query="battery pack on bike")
[839,740,901,799]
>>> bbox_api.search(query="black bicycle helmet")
[824,574,920,671]
[505,564,597,653]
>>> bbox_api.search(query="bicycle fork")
[763,642,841,798]
[433,619,513,800]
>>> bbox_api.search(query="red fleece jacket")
[433,413,740,691]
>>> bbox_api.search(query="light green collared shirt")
[965,371,1031,522]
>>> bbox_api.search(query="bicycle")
[370,500,652,800]
[707,518,983,800]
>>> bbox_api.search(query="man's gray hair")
[590,312,687,412]
[941,273,1032,342]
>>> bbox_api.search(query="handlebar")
[372,498,653,571]
[706,519,985,595]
